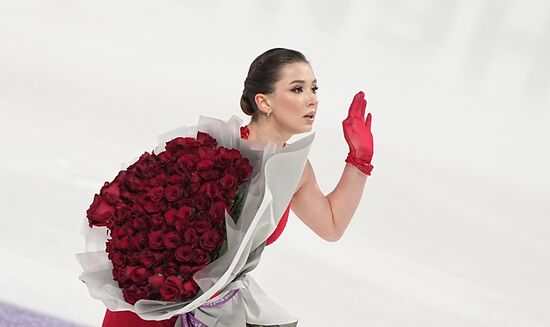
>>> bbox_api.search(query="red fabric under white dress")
[101,126,292,327]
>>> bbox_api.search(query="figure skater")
[102,47,374,327]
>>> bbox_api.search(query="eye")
[291,86,319,94]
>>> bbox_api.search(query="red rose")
[178,265,194,280]
[199,181,221,199]
[123,266,139,280]
[217,147,242,161]
[213,148,233,168]
[162,231,181,249]
[132,231,148,250]
[151,214,164,228]
[226,186,238,200]
[112,266,120,280]
[148,231,163,250]
[199,169,219,181]
[148,274,165,290]
[148,186,164,202]
[235,158,253,181]
[164,208,178,226]
[175,217,189,233]
[160,276,183,301]
[86,194,115,227]
[193,196,210,211]
[154,252,165,265]
[167,174,183,184]
[127,252,140,265]
[129,267,150,283]
[194,219,212,234]
[182,280,199,300]
[142,198,161,213]
[183,228,198,245]
[124,172,144,192]
[165,137,198,153]
[105,239,114,253]
[100,181,121,204]
[123,285,140,305]
[190,172,201,184]
[166,262,179,276]
[209,201,228,222]
[196,210,210,220]
[193,248,209,264]
[199,146,217,160]
[176,154,196,172]
[219,174,237,190]
[197,159,214,170]
[132,217,147,231]
[149,173,166,187]
[116,235,132,250]
[157,151,173,164]
[199,230,221,252]
[190,183,200,193]
[114,204,131,225]
[138,250,156,268]
[196,131,217,147]
[113,170,127,183]
[112,225,132,238]
[130,202,145,216]
[136,152,160,178]
[110,251,127,267]
[176,205,194,220]
[116,269,131,288]
[165,184,183,202]
[174,245,193,263]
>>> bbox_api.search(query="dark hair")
[240,48,309,119]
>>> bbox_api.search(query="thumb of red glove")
[342,91,374,174]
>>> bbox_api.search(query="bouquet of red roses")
[85,130,253,304]
[77,115,315,326]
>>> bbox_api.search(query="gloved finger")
[365,112,372,130]
[347,91,364,119]
[359,98,367,121]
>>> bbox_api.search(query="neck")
[246,118,291,150]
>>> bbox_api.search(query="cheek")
[280,94,304,110]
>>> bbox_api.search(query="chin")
[300,124,313,133]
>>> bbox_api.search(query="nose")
[307,90,318,107]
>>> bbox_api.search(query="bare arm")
[291,159,368,241]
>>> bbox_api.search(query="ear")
[254,93,271,114]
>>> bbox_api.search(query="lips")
[303,111,316,118]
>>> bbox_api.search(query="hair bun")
[240,94,254,116]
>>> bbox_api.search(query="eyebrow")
[289,79,317,85]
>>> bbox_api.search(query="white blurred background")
[1,0,549,326]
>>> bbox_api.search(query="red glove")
[342,91,374,175]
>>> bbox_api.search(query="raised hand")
[342,91,374,175]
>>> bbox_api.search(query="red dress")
[102,126,291,326]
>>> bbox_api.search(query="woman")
[102,47,374,327]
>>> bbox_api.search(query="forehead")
[277,62,316,84]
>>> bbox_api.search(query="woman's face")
[265,62,318,134]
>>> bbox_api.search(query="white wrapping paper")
[76,114,314,326]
